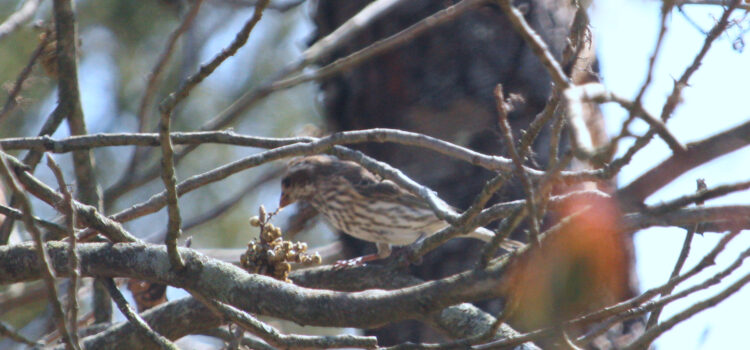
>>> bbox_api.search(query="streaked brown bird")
[279,155,523,265]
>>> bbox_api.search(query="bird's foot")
[333,254,379,269]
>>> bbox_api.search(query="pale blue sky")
[592,1,750,348]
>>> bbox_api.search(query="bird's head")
[279,155,333,208]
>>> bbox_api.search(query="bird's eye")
[281,178,291,188]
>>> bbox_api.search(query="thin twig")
[137,0,204,134]
[645,226,696,329]
[0,26,51,122]
[271,0,487,89]
[0,320,41,347]
[0,129,605,182]
[478,208,526,268]
[618,118,750,208]
[458,172,511,227]
[574,230,743,340]
[158,109,186,270]
[122,0,204,188]
[563,83,686,153]
[623,260,750,349]
[660,0,741,124]
[301,0,406,64]
[676,0,750,10]
[495,0,570,88]
[0,0,43,40]
[191,292,379,349]
[103,279,179,350]
[159,0,269,112]
[45,154,82,348]
[644,178,750,214]
[607,0,741,185]
[211,0,305,12]
[0,203,68,236]
[488,230,748,348]
[580,241,750,344]
[1,152,139,242]
[646,178,707,329]
[198,328,274,350]
[0,102,69,244]
[147,167,281,243]
[495,85,541,244]
[636,0,673,105]
[547,109,566,169]
[106,0,270,207]
[606,0,674,155]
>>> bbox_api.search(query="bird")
[278,155,524,266]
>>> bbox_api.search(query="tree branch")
[0,242,514,328]
[618,118,750,208]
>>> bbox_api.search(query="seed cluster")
[240,206,321,282]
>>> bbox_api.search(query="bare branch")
[0,242,516,328]
[121,0,204,187]
[158,109,186,270]
[495,0,570,88]
[608,0,742,186]
[0,203,68,236]
[0,26,51,122]
[147,167,282,243]
[158,0,269,112]
[191,292,379,349]
[622,205,750,233]
[197,327,274,350]
[676,0,750,10]
[0,320,41,347]
[2,152,139,243]
[495,85,541,244]
[618,118,750,208]
[0,0,42,40]
[103,279,179,350]
[563,83,686,154]
[624,250,750,349]
[0,152,77,350]
[46,154,82,347]
[271,0,487,89]
[136,0,203,135]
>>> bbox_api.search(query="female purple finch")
[279,155,523,266]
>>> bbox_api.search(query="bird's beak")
[279,192,292,208]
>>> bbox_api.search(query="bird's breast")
[309,196,445,246]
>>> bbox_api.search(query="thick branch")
[0,242,511,328]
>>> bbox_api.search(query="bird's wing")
[355,179,433,210]
[334,159,433,210]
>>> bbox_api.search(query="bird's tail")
[467,226,525,251]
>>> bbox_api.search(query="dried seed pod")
[311,253,322,265]
[249,216,261,227]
